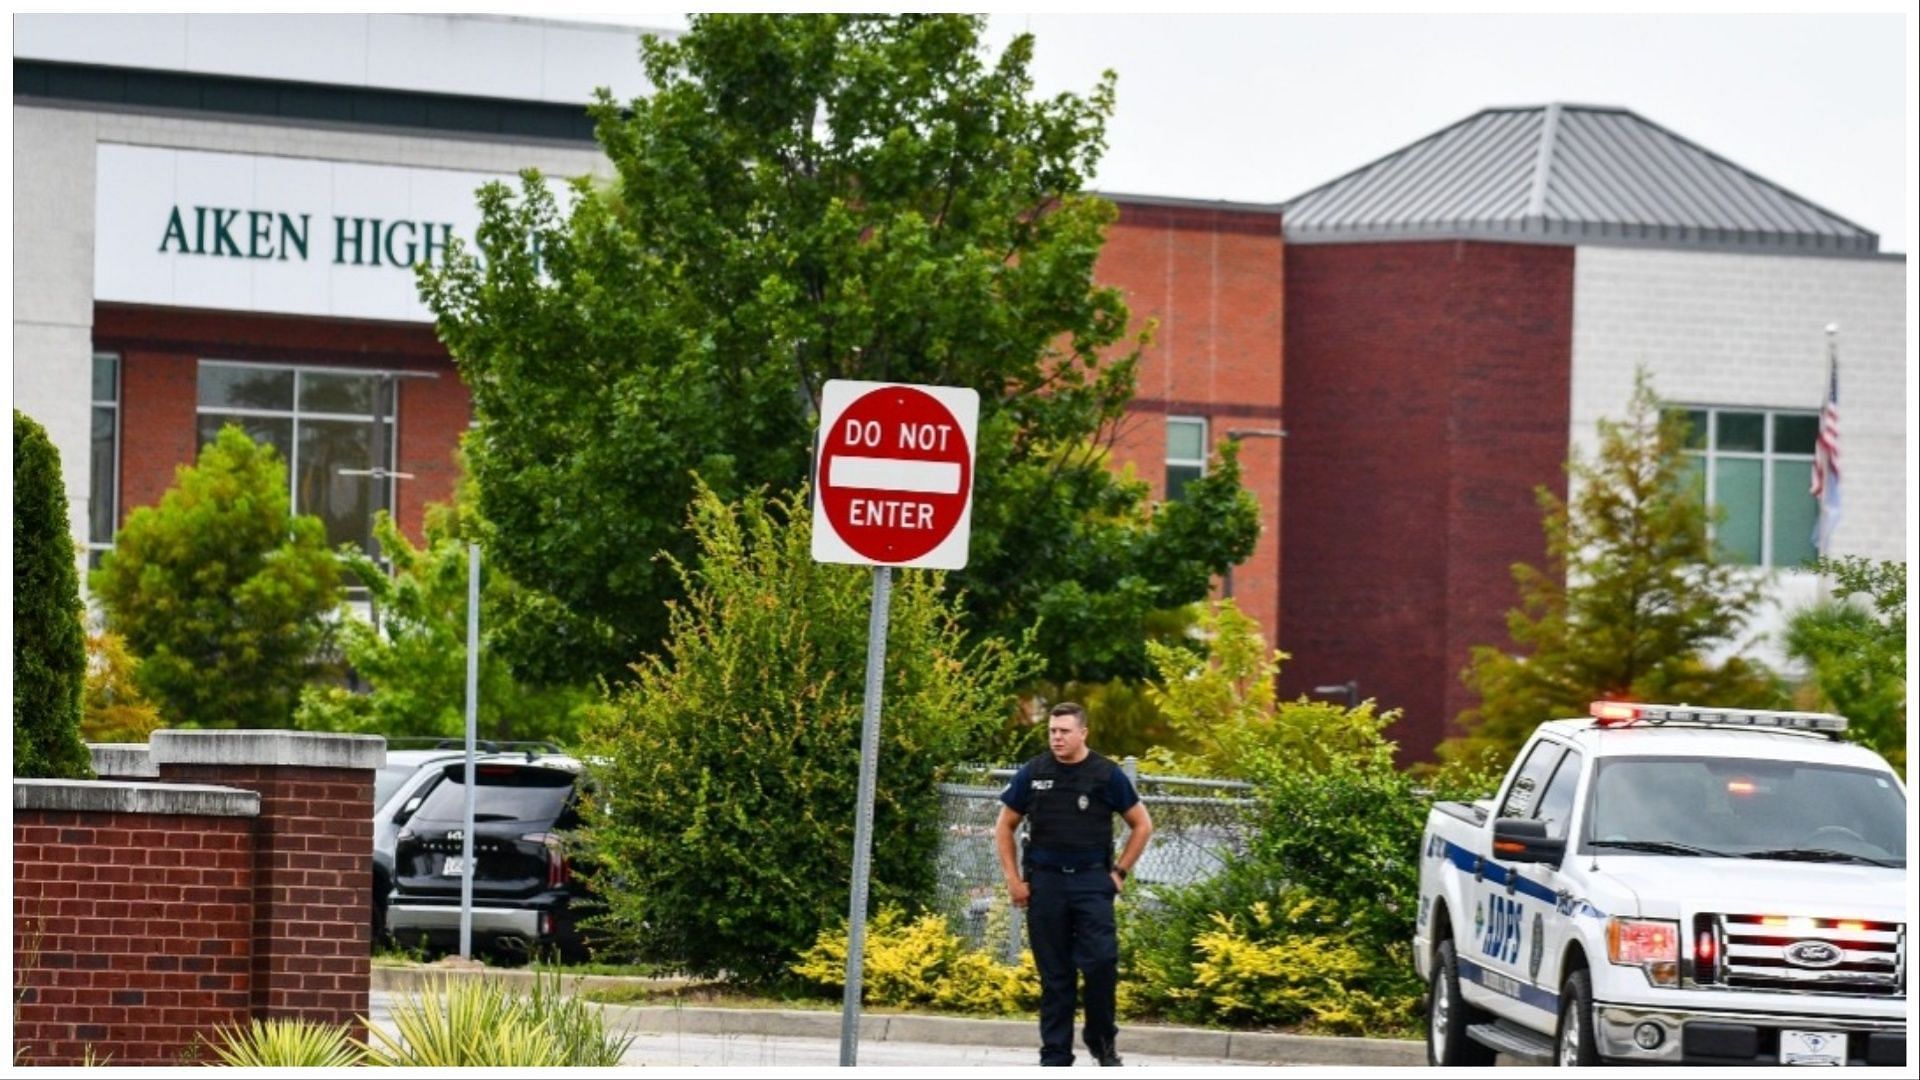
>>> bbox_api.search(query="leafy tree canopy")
[1787,557,1907,772]
[1440,367,1784,770]
[420,13,1258,686]
[295,499,599,747]
[91,425,341,728]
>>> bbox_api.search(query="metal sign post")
[810,380,977,1067]
[837,565,892,1066]
[458,542,479,959]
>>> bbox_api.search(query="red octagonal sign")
[812,381,979,569]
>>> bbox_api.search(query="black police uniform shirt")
[1000,751,1142,871]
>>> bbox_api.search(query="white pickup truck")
[1416,702,1907,1067]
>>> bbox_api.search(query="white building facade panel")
[1569,244,1908,667]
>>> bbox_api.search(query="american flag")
[1810,343,1841,555]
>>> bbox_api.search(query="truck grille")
[1696,914,1906,998]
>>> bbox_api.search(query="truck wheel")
[1429,940,1496,1066]
[1556,969,1599,1066]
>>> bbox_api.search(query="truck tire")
[1556,969,1599,1066]
[1429,939,1497,1066]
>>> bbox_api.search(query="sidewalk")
[369,966,1424,1067]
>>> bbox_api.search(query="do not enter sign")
[812,380,979,569]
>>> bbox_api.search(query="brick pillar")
[149,731,383,1035]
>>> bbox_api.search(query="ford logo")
[1784,940,1843,968]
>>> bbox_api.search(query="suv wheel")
[1429,940,1496,1066]
[1556,969,1599,1066]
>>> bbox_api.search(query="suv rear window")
[413,764,576,824]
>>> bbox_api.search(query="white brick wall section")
[1569,245,1908,673]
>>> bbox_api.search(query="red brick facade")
[1279,240,1574,761]
[1098,200,1286,637]
[152,763,372,1028]
[12,810,254,1066]
[12,733,379,1066]
[95,304,467,545]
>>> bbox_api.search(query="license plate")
[443,856,465,877]
[1779,1030,1847,1066]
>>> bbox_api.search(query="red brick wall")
[12,810,253,1066]
[155,763,372,1031]
[1098,201,1286,638]
[94,304,464,545]
[1279,241,1573,761]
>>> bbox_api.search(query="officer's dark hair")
[1047,702,1088,729]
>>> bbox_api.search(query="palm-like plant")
[210,1017,364,1067]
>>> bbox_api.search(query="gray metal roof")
[1280,104,1879,255]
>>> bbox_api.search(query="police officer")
[995,702,1153,1067]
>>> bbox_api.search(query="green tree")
[91,425,342,728]
[294,503,598,746]
[1441,367,1783,770]
[1142,599,1399,778]
[1786,557,1907,772]
[420,13,1259,687]
[580,482,1035,981]
[12,410,93,778]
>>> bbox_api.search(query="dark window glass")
[1715,411,1765,453]
[413,765,577,824]
[1678,409,1709,451]
[1532,750,1585,839]
[1773,413,1819,455]
[299,371,379,416]
[197,414,293,463]
[92,354,119,402]
[1499,742,1565,818]
[199,365,294,411]
[298,419,389,550]
[90,406,117,544]
[1166,463,1203,501]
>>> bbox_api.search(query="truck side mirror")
[1493,817,1567,865]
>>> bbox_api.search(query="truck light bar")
[1588,701,1847,734]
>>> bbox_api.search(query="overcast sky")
[595,11,1912,252]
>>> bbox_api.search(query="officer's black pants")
[1026,866,1118,1066]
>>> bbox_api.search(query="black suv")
[384,754,596,961]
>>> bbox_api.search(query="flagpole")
[1812,323,1839,605]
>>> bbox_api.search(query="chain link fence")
[935,762,1259,963]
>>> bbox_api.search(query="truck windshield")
[1586,756,1905,866]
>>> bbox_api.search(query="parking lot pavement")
[367,991,1391,1068]
[609,1029,1261,1068]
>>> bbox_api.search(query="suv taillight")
[522,832,569,889]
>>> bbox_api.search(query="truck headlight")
[1607,917,1680,987]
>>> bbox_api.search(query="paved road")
[368,992,1273,1068]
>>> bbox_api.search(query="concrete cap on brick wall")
[13,778,261,817]
[150,729,385,770]
[87,742,158,778]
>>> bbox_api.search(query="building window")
[1677,406,1819,568]
[1166,416,1208,501]
[195,360,396,554]
[88,351,121,569]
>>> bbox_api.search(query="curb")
[371,965,1425,1066]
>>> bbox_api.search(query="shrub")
[81,629,162,744]
[581,483,1035,982]
[1181,897,1419,1035]
[211,1017,363,1067]
[792,906,1038,1015]
[1786,557,1907,773]
[90,424,341,728]
[358,972,632,1067]
[12,410,93,779]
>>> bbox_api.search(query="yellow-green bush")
[793,906,1038,1016]
[1177,898,1420,1035]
